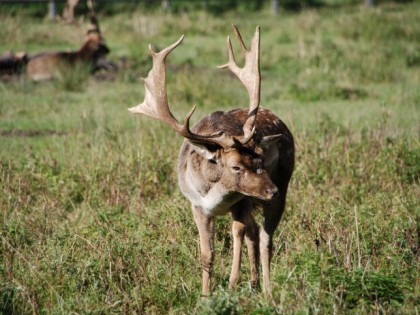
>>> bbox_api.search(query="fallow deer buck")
[26,0,110,81]
[129,26,295,296]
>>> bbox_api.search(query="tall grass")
[1,2,419,314]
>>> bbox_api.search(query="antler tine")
[233,25,248,53]
[218,25,261,145]
[129,36,234,148]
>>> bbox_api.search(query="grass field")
[0,1,419,314]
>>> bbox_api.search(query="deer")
[26,0,110,81]
[128,26,295,296]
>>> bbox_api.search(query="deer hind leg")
[260,193,286,296]
[192,206,214,296]
[230,202,259,290]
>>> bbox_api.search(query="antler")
[129,36,235,147]
[129,27,262,149]
[218,25,261,145]
[87,0,101,35]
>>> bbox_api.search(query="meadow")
[0,1,419,314]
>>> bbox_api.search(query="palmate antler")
[128,36,231,146]
[129,25,261,149]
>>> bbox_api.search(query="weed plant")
[0,2,419,314]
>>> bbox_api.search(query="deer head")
[83,0,109,59]
[129,25,281,201]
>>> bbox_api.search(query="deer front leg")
[230,203,259,290]
[229,219,245,289]
[192,206,214,296]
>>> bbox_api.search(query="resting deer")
[26,0,110,81]
[129,26,295,296]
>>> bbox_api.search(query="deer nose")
[266,187,279,199]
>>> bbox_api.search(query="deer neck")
[78,40,95,61]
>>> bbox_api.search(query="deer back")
[26,51,62,81]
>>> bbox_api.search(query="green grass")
[0,2,419,314]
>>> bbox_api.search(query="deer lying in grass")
[26,32,109,81]
[129,26,295,296]
[26,0,110,81]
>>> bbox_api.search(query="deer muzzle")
[264,185,279,200]
[242,173,279,201]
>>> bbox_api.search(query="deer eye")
[231,166,242,173]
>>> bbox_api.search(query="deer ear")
[187,140,217,161]
[260,134,282,150]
